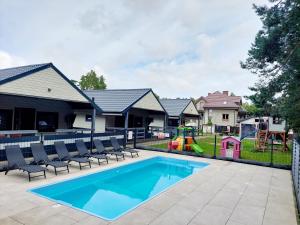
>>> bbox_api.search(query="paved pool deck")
[0,150,297,225]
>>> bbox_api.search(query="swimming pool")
[29,156,208,220]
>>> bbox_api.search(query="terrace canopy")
[0,63,98,132]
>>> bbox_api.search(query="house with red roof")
[195,91,242,129]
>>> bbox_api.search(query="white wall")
[196,99,205,111]
[132,91,164,112]
[183,101,199,116]
[269,119,286,132]
[184,117,199,127]
[0,67,88,103]
[149,115,164,128]
[73,110,106,132]
[203,108,238,126]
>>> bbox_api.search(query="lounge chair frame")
[94,139,125,161]
[5,145,46,182]
[31,143,69,175]
[54,141,91,170]
[75,140,108,165]
[110,137,139,158]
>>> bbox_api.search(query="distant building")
[195,91,242,129]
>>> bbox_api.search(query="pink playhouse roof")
[221,136,241,143]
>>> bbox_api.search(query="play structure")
[240,116,288,151]
[256,130,288,151]
[168,126,204,154]
[220,136,241,159]
[255,117,287,151]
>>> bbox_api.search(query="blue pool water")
[29,156,208,220]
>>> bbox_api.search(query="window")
[85,114,92,122]
[36,112,58,132]
[222,114,229,121]
[0,109,13,131]
[273,116,282,125]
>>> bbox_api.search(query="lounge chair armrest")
[61,156,69,161]
[29,160,37,165]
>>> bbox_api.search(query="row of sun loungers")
[4,137,139,181]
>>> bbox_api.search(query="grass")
[150,134,292,166]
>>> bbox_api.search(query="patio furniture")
[110,137,139,158]
[75,139,108,165]
[5,145,46,181]
[94,139,125,161]
[54,141,91,170]
[30,143,69,175]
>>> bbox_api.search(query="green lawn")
[150,134,291,166]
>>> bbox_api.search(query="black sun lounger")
[110,137,139,158]
[75,140,108,165]
[54,141,91,170]
[30,143,69,175]
[94,139,125,161]
[5,145,46,181]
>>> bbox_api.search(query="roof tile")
[84,89,151,113]
[160,99,191,117]
[0,63,50,83]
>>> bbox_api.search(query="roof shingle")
[160,99,191,117]
[84,89,151,113]
[0,63,50,83]
[201,91,242,109]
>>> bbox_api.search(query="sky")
[0,0,269,99]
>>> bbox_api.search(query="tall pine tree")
[241,0,300,132]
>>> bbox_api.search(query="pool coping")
[28,156,209,221]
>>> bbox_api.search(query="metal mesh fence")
[134,130,292,169]
[292,137,300,213]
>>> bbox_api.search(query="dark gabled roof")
[0,63,51,84]
[84,89,154,113]
[160,99,191,117]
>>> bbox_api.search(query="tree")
[79,70,107,90]
[242,102,260,116]
[241,0,300,132]
[153,92,160,99]
[70,79,79,87]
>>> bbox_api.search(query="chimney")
[223,91,229,96]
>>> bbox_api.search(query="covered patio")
[0,63,98,133]
[160,99,200,129]
[76,89,167,138]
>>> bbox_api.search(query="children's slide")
[190,144,204,154]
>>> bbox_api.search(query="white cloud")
[0,0,268,98]
[0,51,26,69]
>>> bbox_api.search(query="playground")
[150,132,292,166]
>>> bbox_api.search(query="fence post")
[90,97,96,153]
[168,131,173,151]
[213,134,217,158]
[40,133,44,144]
[270,136,274,167]
[133,128,137,149]
[123,129,127,149]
